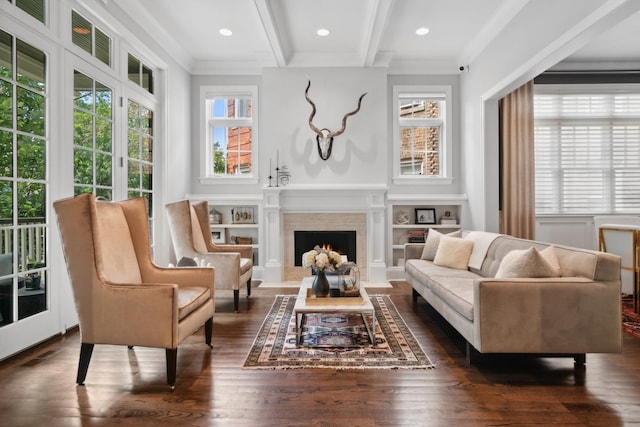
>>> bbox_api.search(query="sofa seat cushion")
[428,276,476,321]
[405,259,479,321]
[178,286,211,320]
[405,259,478,288]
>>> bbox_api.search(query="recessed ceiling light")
[317,28,330,37]
[219,28,233,37]
[416,27,430,36]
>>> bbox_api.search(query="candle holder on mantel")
[267,159,291,187]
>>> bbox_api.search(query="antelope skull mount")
[304,81,367,160]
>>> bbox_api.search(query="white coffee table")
[293,276,375,347]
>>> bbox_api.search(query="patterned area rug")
[242,295,434,370]
[622,295,640,339]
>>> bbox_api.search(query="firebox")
[294,230,356,266]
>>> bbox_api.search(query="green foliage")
[0,79,46,222]
[213,141,225,174]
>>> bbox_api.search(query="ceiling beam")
[253,0,288,67]
[457,0,531,67]
[361,0,396,67]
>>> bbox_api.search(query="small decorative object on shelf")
[395,211,410,224]
[209,208,222,224]
[302,245,343,297]
[231,207,254,224]
[440,210,457,225]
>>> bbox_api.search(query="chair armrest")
[473,277,622,354]
[404,243,425,260]
[208,243,253,260]
[142,265,215,293]
[194,252,242,290]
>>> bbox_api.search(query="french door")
[0,26,60,360]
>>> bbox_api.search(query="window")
[534,84,640,214]
[9,0,45,23]
[73,70,113,199]
[127,99,154,217]
[71,10,111,67]
[200,86,258,182]
[392,85,452,184]
[0,29,48,325]
[127,53,153,94]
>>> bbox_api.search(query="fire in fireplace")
[294,230,356,266]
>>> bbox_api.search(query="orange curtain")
[499,81,535,239]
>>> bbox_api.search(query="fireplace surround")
[264,185,388,282]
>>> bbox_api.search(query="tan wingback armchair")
[54,194,214,389]
[165,200,253,312]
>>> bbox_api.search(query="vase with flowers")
[302,245,343,297]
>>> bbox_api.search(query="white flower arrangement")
[302,245,343,272]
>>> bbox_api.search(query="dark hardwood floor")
[1,281,640,426]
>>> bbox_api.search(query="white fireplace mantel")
[262,185,388,283]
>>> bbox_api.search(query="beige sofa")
[404,231,623,364]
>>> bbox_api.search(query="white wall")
[189,69,465,198]
[190,68,388,195]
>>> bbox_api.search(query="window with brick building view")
[209,97,253,176]
[398,95,443,176]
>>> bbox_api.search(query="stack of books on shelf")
[408,230,426,243]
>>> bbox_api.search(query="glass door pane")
[0,30,48,327]
[73,70,113,199]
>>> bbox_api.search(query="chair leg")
[205,317,213,347]
[247,279,252,298]
[234,289,240,312]
[77,343,94,385]
[166,348,177,390]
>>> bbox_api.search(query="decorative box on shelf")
[439,210,457,225]
[233,236,253,245]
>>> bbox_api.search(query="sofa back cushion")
[479,235,620,282]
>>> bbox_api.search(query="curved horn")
[304,80,324,136]
[331,92,367,137]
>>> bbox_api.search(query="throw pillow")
[177,256,198,267]
[540,245,562,277]
[494,246,560,278]
[433,236,474,270]
[421,229,462,261]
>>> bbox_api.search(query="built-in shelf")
[208,205,260,265]
[388,202,464,271]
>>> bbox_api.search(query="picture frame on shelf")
[211,228,226,244]
[415,208,436,225]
